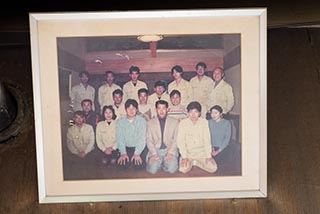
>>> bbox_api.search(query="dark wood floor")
[2,27,320,213]
[62,144,241,180]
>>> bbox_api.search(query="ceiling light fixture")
[137,35,163,43]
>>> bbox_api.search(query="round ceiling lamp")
[137,35,163,43]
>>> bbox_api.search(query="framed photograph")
[29,8,267,203]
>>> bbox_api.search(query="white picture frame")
[29,8,267,203]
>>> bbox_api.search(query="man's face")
[74,114,85,126]
[130,71,139,82]
[188,108,200,123]
[82,101,92,113]
[170,94,181,106]
[172,70,182,80]
[126,105,137,118]
[113,94,123,105]
[106,73,114,85]
[80,74,89,84]
[155,86,165,96]
[156,104,168,119]
[196,66,206,76]
[213,69,223,81]
[138,92,148,104]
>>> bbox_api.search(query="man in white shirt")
[189,62,213,117]
[123,66,148,102]
[112,89,126,119]
[98,71,121,112]
[137,88,156,121]
[177,101,217,173]
[70,71,95,111]
[148,80,170,107]
[67,111,95,158]
[207,67,235,114]
[168,65,192,106]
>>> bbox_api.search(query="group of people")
[67,62,235,174]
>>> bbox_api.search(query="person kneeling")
[146,100,179,174]
[116,99,147,170]
[177,102,217,173]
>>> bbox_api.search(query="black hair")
[169,89,181,98]
[129,66,140,74]
[196,62,207,70]
[105,70,115,77]
[154,80,166,89]
[74,110,85,118]
[171,65,183,75]
[209,105,223,114]
[112,89,123,97]
[124,99,138,109]
[81,99,92,106]
[138,88,149,96]
[101,105,117,120]
[187,101,202,113]
[155,100,169,108]
[79,71,90,78]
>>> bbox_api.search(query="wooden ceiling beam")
[86,57,223,74]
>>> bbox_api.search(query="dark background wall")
[1,1,320,213]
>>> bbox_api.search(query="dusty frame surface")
[29,8,267,203]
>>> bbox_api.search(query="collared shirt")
[98,83,121,110]
[96,120,117,152]
[190,75,213,108]
[168,79,192,106]
[112,103,126,120]
[123,80,148,102]
[138,103,156,121]
[148,93,170,107]
[67,123,95,155]
[207,79,234,113]
[70,83,95,111]
[116,115,147,155]
[177,117,212,159]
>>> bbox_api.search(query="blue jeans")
[146,149,178,174]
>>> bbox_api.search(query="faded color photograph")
[57,34,241,180]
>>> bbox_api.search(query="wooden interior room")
[1,0,320,213]
[57,34,242,180]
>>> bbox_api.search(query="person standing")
[189,62,213,117]
[123,66,148,102]
[168,65,192,106]
[146,100,179,174]
[70,71,95,111]
[148,80,170,106]
[207,67,234,114]
[98,71,121,112]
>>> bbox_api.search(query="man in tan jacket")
[146,100,179,174]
